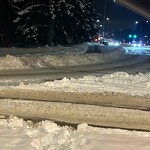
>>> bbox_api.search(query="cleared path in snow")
[0,89,149,111]
[0,88,149,131]
[1,98,150,131]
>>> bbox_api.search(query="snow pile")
[0,43,89,56]
[0,55,27,69]
[0,116,150,150]
[0,45,125,69]
[43,43,89,55]
[20,47,124,67]
[15,72,150,96]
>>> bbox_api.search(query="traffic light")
[133,35,137,39]
[128,35,132,38]
[128,34,137,39]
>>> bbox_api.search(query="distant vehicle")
[131,40,143,47]
[92,36,120,46]
[92,35,103,43]
[100,38,120,46]
[99,39,109,45]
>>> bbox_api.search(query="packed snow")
[0,44,150,149]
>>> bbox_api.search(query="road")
[0,45,149,130]
[0,46,149,85]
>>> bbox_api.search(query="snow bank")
[14,72,150,96]
[0,55,27,69]
[0,45,125,69]
[20,47,124,67]
[0,116,150,150]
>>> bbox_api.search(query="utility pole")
[103,0,109,37]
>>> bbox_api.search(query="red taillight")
[98,37,102,40]
[95,39,98,42]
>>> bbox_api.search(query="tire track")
[1,98,150,131]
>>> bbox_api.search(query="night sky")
[93,0,150,41]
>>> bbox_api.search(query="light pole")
[135,21,139,24]
[133,20,149,42]
[103,0,109,37]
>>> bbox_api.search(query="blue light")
[128,35,132,38]
[133,35,137,39]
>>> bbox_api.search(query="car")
[99,38,109,45]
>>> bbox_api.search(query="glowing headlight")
[115,42,119,46]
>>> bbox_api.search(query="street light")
[103,0,110,37]
[134,20,148,39]
[106,17,110,21]
[96,19,100,23]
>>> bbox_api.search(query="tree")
[10,0,99,46]
[0,0,14,46]
[9,0,50,44]
[53,0,100,45]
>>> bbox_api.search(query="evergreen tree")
[10,0,100,45]
[9,0,51,44]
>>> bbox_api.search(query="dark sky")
[93,0,150,40]
[93,0,142,23]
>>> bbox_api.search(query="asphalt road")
[0,46,149,86]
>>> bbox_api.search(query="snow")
[0,55,26,69]
[0,116,150,150]
[0,44,125,69]
[0,44,150,149]
[124,46,150,56]
[12,72,150,96]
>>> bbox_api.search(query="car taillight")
[95,39,98,42]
